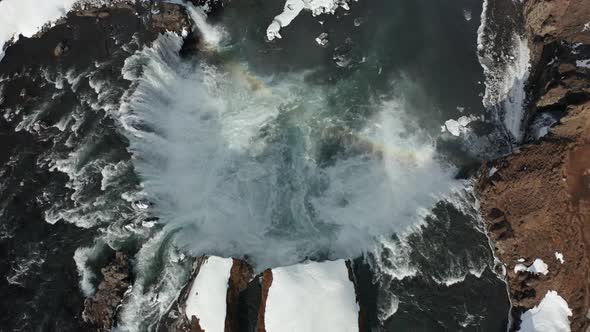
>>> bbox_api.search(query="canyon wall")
[477,0,590,330]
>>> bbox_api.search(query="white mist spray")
[186,4,226,50]
[118,32,459,269]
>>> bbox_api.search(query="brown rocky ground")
[255,270,273,332]
[225,259,255,332]
[478,0,590,330]
[83,252,131,331]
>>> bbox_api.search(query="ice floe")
[267,0,356,41]
[443,115,478,137]
[463,9,472,22]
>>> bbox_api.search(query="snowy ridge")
[442,115,479,137]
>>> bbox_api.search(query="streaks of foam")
[118,33,459,269]
[477,0,531,144]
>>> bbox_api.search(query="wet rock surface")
[478,0,590,330]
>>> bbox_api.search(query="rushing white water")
[117,230,191,331]
[185,4,226,48]
[496,36,530,143]
[477,0,531,144]
[117,31,459,269]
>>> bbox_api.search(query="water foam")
[118,33,459,269]
[477,0,531,144]
[186,4,226,49]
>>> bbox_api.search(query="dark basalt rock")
[0,1,195,330]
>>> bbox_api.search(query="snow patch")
[514,258,548,275]
[576,59,590,68]
[514,263,527,273]
[518,291,572,332]
[555,252,564,264]
[0,0,79,61]
[528,258,549,275]
[265,260,359,332]
[315,32,329,46]
[185,256,233,332]
[488,167,498,177]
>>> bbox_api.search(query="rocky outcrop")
[522,0,590,66]
[73,1,191,34]
[226,259,255,332]
[477,0,590,330]
[149,2,192,34]
[82,252,131,331]
[255,270,273,332]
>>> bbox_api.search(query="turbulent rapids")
[0,0,520,330]
[119,31,458,268]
